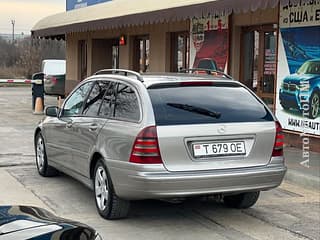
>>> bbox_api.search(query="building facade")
[32,0,320,152]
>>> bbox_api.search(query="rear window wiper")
[167,103,221,119]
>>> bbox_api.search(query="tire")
[223,191,260,209]
[35,132,58,177]
[94,160,130,219]
[309,92,319,119]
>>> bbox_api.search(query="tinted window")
[99,82,116,117]
[63,82,93,117]
[83,81,110,117]
[148,85,273,125]
[198,59,217,70]
[114,83,140,121]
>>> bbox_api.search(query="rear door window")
[83,81,110,117]
[148,84,273,125]
[99,82,116,118]
[114,83,141,122]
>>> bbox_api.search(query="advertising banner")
[276,1,320,135]
[190,15,229,72]
[66,0,111,11]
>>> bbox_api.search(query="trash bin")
[32,72,44,111]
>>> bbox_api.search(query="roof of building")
[31,0,281,38]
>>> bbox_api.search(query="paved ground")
[0,87,319,240]
[0,86,56,166]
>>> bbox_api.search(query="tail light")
[129,126,163,164]
[272,121,284,157]
[51,76,57,84]
[44,75,57,84]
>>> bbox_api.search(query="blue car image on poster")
[279,59,320,119]
[279,26,320,119]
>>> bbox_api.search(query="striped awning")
[32,0,281,37]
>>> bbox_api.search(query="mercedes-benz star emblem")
[218,125,226,134]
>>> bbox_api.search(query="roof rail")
[179,68,232,79]
[94,69,144,82]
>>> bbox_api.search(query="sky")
[0,0,65,35]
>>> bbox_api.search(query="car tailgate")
[157,122,275,172]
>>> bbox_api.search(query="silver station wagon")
[34,69,286,219]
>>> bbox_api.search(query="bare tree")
[0,36,66,78]
[16,39,41,78]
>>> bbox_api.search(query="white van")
[42,60,66,97]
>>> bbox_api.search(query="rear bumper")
[107,158,287,200]
[44,86,65,96]
[44,81,65,97]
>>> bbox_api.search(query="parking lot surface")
[0,87,319,240]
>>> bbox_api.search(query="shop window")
[133,35,149,73]
[242,30,259,91]
[171,32,190,72]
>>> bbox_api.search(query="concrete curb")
[0,168,48,208]
[285,169,320,190]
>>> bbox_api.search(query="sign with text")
[66,0,111,11]
[189,14,229,72]
[280,1,320,28]
[276,1,320,136]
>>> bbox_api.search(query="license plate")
[193,141,246,157]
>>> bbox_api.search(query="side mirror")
[45,106,59,117]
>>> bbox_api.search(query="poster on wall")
[276,1,320,135]
[190,15,229,72]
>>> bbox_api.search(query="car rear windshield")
[43,62,66,75]
[147,84,274,125]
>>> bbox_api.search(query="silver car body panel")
[67,116,107,177]
[42,117,73,169]
[157,122,275,172]
[96,119,141,164]
[36,73,286,200]
[107,156,286,200]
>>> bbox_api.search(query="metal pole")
[11,19,15,43]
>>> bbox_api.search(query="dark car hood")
[283,73,318,84]
[0,206,98,240]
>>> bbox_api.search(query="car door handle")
[89,124,98,132]
[66,121,73,128]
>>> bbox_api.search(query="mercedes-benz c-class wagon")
[34,69,286,219]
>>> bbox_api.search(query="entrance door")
[79,40,87,80]
[132,35,150,73]
[91,39,119,74]
[241,25,277,112]
[112,45,119,69]
[170,32,190,72]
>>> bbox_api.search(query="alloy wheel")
[95,166,109,211]
[36,137,45,171]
